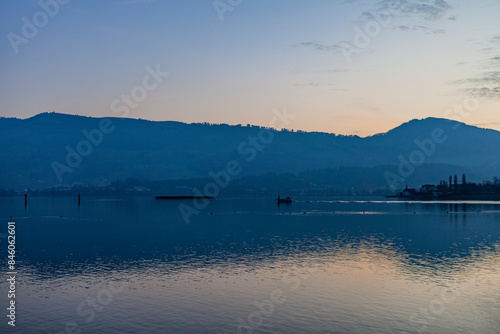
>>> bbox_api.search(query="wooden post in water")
[78,194,81,206]
[25,193,27,208]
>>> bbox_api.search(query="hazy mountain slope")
[1,113,499,189]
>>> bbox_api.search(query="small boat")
[276,195,293,204]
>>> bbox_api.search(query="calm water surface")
[0,196,499,333]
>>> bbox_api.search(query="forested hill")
[1,112,499,189]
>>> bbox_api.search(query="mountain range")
[1,112,499,190]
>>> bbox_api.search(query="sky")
[0,0,499,136]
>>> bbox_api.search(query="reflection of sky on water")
[0,196,499,333]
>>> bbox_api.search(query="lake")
[1,195,499,333]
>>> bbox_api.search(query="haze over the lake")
[1,0,499,136]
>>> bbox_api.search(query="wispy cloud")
[295,41,377,57]
[470,87,500,99]
[296,0,454,55]
[481,55,500,68]
[393,25,446,34]
[293,81,348,92]
[368,0,453,21]
[295,41,346,52]
[458,71,500,85]
[455,71,500,99]
[455,35,500,100]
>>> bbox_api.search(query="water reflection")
[0,196,499,333]
[1,196,499,278]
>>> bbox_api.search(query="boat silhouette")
[276,195,293,204]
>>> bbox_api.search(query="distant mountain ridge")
[1,113,499,189]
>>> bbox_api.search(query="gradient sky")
[0,0,499,136]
